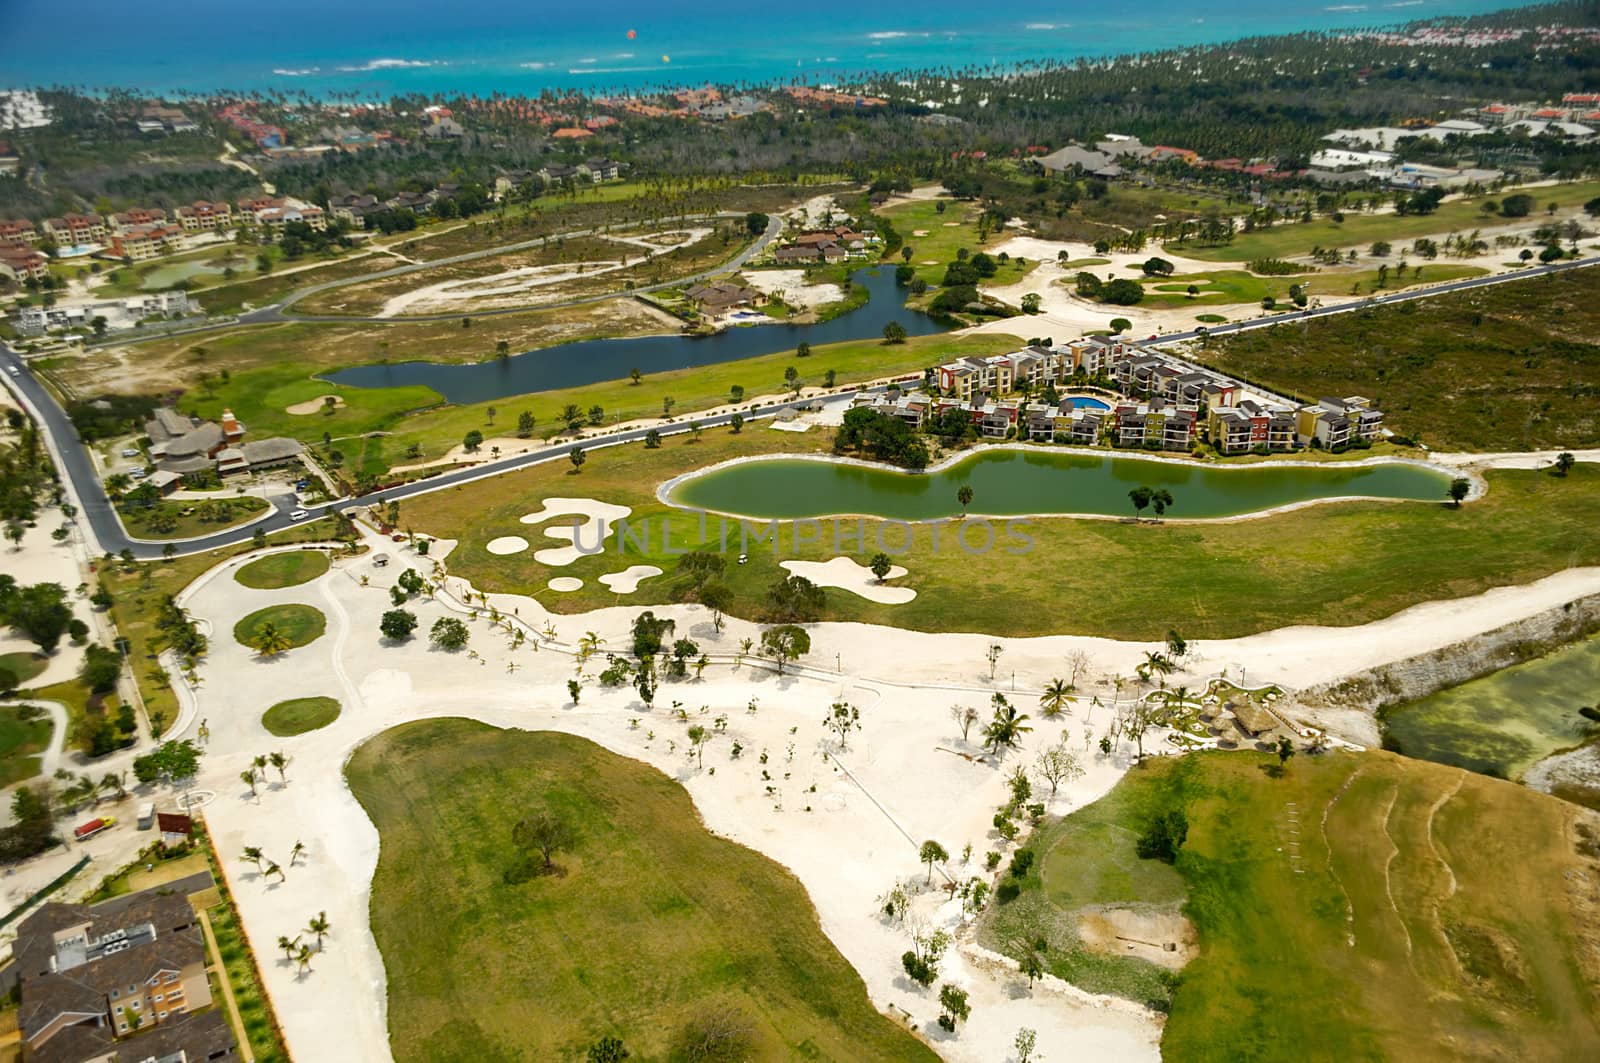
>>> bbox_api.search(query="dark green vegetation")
[1382,636,1600,781]
[232,604,326,651]
[988,750,1600,1060]
[261,696,341,737]
[0,703,55,787]
[234,550,331,590]
[1196,267,1600,450]
[411,423,1600,640]
[347,720,936,1063]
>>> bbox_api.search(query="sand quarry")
[161,512,1600,1063]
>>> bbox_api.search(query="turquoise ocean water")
[0,1,1536,98]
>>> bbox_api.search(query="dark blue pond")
[322,267,949,405]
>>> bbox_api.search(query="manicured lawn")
[232,604,326,651]
[261,696,340,737]
[1178,178,1600,262]
[1194,266,1600,449]
[0,703,54,787]
[882,198,1019,287]
[347,720,937,1063]
[27,678,122,754]
[408,420,1600,639]
[117,495,269,541]
[1001,751,1600,1060]
[234,550,331,590]
[1138,265,1486,308]
[0,651,48,687]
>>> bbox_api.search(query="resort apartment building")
[110,222,188,261]
[42,213,108,247]
[1209,399,1300,454]
[174,200,234,232]
[107,207,167,234]
[1296,396,1385,449]
[0,218,38,243]
[1110,399,1201,450]
[13,890,237,1062]
[236,196,326,238]
[0,240,49,283]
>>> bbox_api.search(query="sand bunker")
[911,229,930,237]
[547,577,584,592]
[485,536,529,555]
[1077,907,1196,971]
[780,557,915,604]
[518,498,633,566]
[598,565,662,594]
[286,395,345,415]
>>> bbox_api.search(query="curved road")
[5,255,1596,561]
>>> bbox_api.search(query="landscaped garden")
[261,696,341,737]
[988,750,1600,1059]
[235,550,331,590]
[233,604,327,652]
[347,719,937,1063]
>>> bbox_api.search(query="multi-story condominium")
[108,207,167,234]
[1297,396,1384,448]
[42,213,107,246]
[0,218,38,243]
[109,223,186,261]
[174,200,234,232]
[236,197,326,237]
[0,240,48,282]
[937,356,1014,401]
[1111,399,1199,450]
[1208,399,1300,454]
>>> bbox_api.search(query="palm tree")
[252,754,268,778]
[269,751,289,782]
[1140,650,1174,680]
[277,935,300,962]
[295,943,314,974]
[241,846,265,871]
[290,840,307,865]
[1039,678,1071,718]
[984,697,1033,757]
[307,911,330,948]
[264,861,285,883]
[252,622,293,657]
[577,631,604,662]
[239,769,258,797]
[956,484,974,516]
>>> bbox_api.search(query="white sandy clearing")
[740,268,844,311]
[547,576,584,592]
[597,565,662,593]
[285,395,344,415]
[782,556,916,604]
[518,498,633,566]
[912,229,930,237]
[484,536,529,555]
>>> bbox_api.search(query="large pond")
[322,266,947,405]
[1381,636,1600,780]
[664,449,1455,520]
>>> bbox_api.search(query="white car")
[289,509,311,521]
[7,366,18,377]
[120,447,140,458]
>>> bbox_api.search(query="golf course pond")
[662,449,1458,520]
[1381,636,1600,781]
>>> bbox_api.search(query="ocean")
[0,0,1538,98]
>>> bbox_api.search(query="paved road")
[6,254,1596,560]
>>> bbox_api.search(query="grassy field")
[0,651,48,686]
[1178,178,1600,263]
[881,198,1008,287]
[234,550,331,589]
[261,696,340,737]
[233,604,325,650]
[999,750,1600,1060]
[347,720,937,1063]
[26,677,122,754]
[0,703,54,786]
[1138,265,1486,308]
[1193,266,1600,449]
[407,419,1600,639]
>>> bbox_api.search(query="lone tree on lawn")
[919,839,949,884]
[587,1037,629,1063]
[570,445,586,472]
[1554,452,1576,476]
[883,320,907,344]
[629,367,642,385]
[1448,477,1471,507]
[1276,735,1296,771]
[957,484,974,516]
[512,809,574,871]
[252,622,292,657]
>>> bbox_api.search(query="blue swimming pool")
[1064,396,1111,412]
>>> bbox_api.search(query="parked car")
[290,509,310,521]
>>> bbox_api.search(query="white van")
[137,802,155,830]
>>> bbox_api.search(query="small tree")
[380,609,417,641]
[629,368,643,385]
[430,616,470,650]
[463,429,483,452]
[587,1037,629,1063]
[883,321,907,344]
[950,704,979,742]
[919,839,949,884]
[1039,678,1070,717]
[760,624,810,674]
[1553,452,1576,476]
[1129,485,1153,520]
[644,429,662,449]
[686,724,710,769]
[957,484,974,516]
[824,701,861,749]
[567,678,581,704]
[1447,477,1471,507]
[512,810,574,870]
[1015,1027,1039,1063]
[986,643,1003,680]
[1276,735,1296,771]
[307,911,330,947]
[869,552,893,582]
[729,412,744,434]
[937,983,971,1033]
[1034,741,1084,797]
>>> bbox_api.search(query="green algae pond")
[663,449,1455,520]
[1381,636,1600,780]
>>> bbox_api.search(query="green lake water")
[1382,636,1600,780]
[665,450,1454,520]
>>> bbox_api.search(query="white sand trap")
[942,221,961,226]
[485,536,529,555]
[911,229,930,236]
[518,497,633,566]
[286,395,344,415]
[547,577,584,592]
[598,565,663,593]
[781,557,915,604]
[740,269,842,311]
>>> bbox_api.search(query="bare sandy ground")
[782,556,915,604]
[741,268,844,310]
[285,395,344,415]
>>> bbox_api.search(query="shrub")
[1136,808,1189,864]
[1009,848,1036,877]
[995,880,1021,904]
